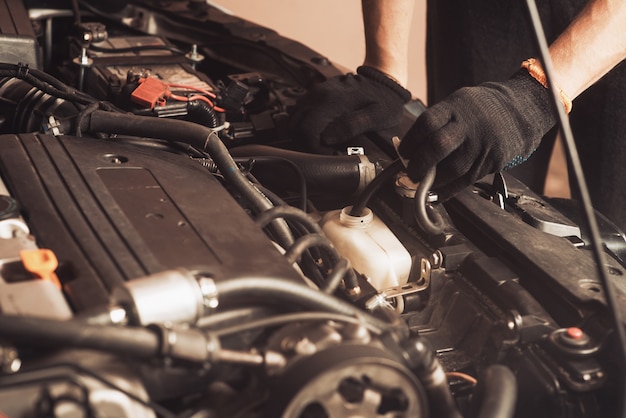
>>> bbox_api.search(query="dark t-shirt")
[425,0,626,232]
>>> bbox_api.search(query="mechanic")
[291,0,626,232]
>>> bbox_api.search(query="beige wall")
[211,0,427,101]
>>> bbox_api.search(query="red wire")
[167,82,217,98]
[167,91,225,113]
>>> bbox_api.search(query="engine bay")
[0,1,626,417]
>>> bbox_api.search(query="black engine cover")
[0,133,300,310]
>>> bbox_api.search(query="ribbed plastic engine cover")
[0,133,300,310]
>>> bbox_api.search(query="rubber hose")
[255,207,360,290]
[237,156,308,210]
[476,365,517,418]
[284,234,336,265]
[187,99,219,128]
[414,166,444,235]
[322,258,350,294]
[229,145,371,195]
[401,337,462,418]
[214,277,393,332]
[255,205,322,234]
[88,110,209,146]
[0,315,160,358]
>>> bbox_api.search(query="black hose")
[474,365,517,418]
[255,206,322,235]
[213,277,394,332]
[196,306,276,330]
[281,230,360,292]
[88,110,208,145]
[187,99,220,128]
[253,206,358,288]
[236,156,308,211]
[284,234,336,265]
[414,166,444,235]
[349,159,404,216]
[229,145,374,195]
[213,311,382,337]
[0,315,160,359]
[322,258,350,294]
[400,337,462,418]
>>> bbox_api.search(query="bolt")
[79,48,90,66]
[186,44,204,66]
[430,250,443,269]
[0,346,21,373]
[109,306,128,325]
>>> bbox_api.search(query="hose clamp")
[197,275,219,313]
[356,154,377,193]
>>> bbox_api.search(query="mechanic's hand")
[398,70,557,200]
[290,66,412,154]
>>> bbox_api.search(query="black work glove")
[290,66,412,154]
[398,70,557,200]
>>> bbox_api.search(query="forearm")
[361,0,415,86]
[550,0,626,99]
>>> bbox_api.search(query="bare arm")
[361,0,415,87]
[551,0,626,100]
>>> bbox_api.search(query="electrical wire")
[167,91,225,113]
[167,82,217,99]
[196,306,276,329]
[0,64,97,106]
[524,2,626,416]
[213,277,398,333]
[446,371,478,386]
[213,311,384,337]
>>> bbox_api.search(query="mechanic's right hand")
[290,66,412,154]
[398,69,558,200]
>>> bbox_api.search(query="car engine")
[0,1,625,417]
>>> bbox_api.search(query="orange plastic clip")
[20,249,62,289]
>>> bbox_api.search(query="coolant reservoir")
[320,206,412,291]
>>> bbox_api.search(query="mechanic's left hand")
[290,66,412,154]
[398,70,558,200]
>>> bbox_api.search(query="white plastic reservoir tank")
[320,206,412,291]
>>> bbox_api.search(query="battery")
[82,35,216,103]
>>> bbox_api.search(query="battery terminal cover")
[131,77,169,108]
